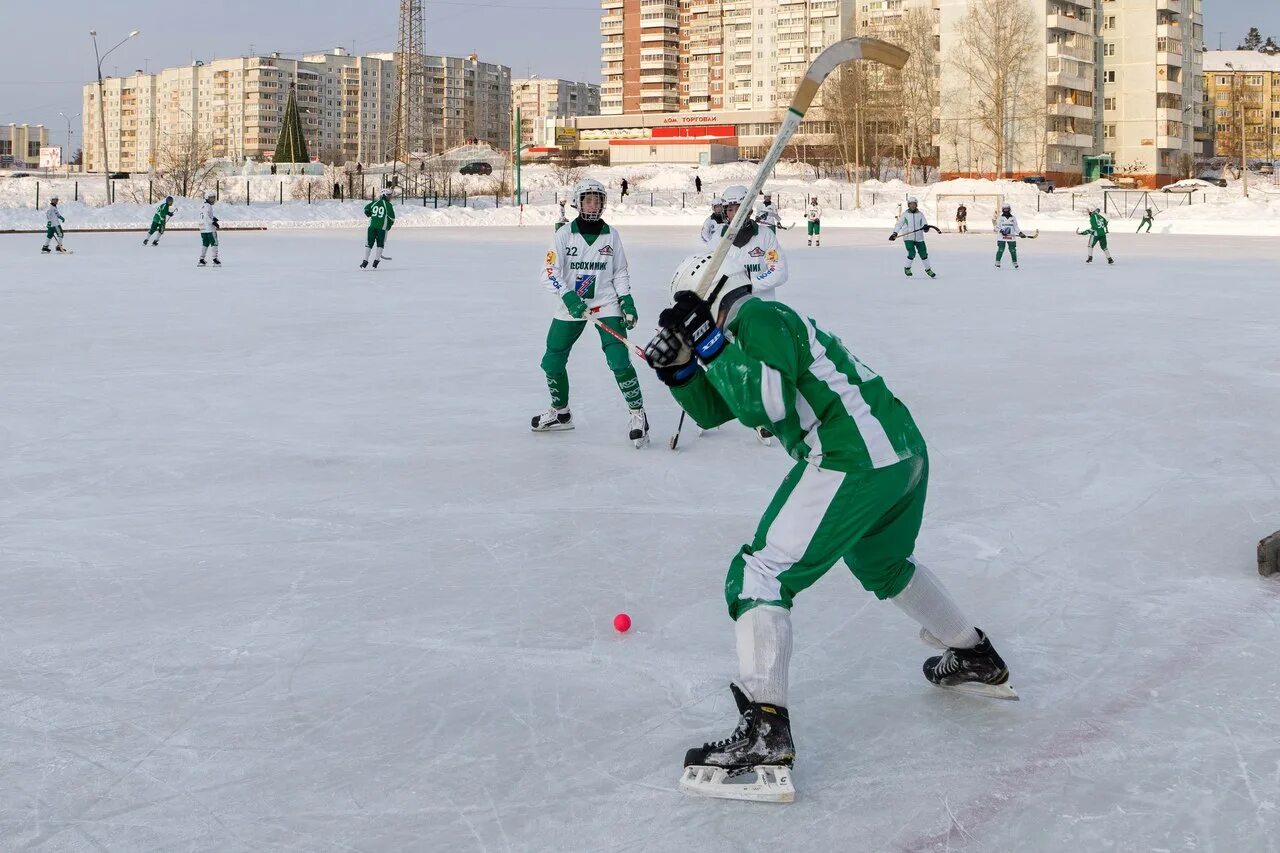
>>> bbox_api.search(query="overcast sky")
[0,0,1274,151]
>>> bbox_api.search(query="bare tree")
[897,7,940,183]
[947,0,1039,178]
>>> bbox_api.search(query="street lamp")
[57,111,79,172]
[90,28,139,202]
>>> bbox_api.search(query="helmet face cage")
[577,190,605,221]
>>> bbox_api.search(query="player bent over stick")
[144,196,175,246]
[531,178,649,448]
[643,253,1017,802]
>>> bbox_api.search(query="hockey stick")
[693,38,909,301]
[669,410,686,450]
[586,314,647,360]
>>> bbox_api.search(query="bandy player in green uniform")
[643,253,1016,802]
[144,196,175,246]
[531,178,649,448]
[361,188,395,269]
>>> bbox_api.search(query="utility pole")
[390,0,427,182]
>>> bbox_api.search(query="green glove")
[619,294,638,330]
[561,290,588,319]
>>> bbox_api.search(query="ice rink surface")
[2,224,1279,852]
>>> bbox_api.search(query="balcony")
[1156,78,1182,95]
[1156,0,1181,11]
[1156,51,1183,68]
[1049,102,1094,120]
[1047,131,1093,148]
[1046,14,1093,36]
[1156,134,1184,149]
[1049,69,1092,90]
[1048,42,1094,62]
[1156,107,1183,123]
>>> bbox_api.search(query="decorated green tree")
[273,85,310,165]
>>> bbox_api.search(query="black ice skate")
[925,269,937,278]
[197,259,207,266]
[1107,257,1115,265]
[212,258,221,266]
[531,408,573,432]
[756,426,774,446]
[921,628,1018,700]
[903,267,913,277]
[628,409,649,448]
[360,260,368,269]
[41,246,51,253]
[372,259,380,269]
[680,684,796,803]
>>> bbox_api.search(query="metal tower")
[390,0,427,169]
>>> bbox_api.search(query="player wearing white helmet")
[889,195,940,278]
[642,252,1017,802]
[756,192,781,228]
[532,177,649,447]
[700,197,726,245]
[361,187,396,269]
[198,191,220,267]
[716,185,788,299]
[41,196,68,254]
[993,203,1025,269]
[805,196,821,247]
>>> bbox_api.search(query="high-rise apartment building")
[1101,0,1203,185]
[600,0,854,116]
[512,78,600,145]
[1202,51,1278,164]
[83,50,511,173]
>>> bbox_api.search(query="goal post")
[935,194,1004,233]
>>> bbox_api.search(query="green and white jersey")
[46,205,64,226]
[364,197,396,231]
[1088,211,1109,235]
[152,200,174,226]
[671,298,925,473]
[540,220,631,321]
[719,220,788,299]
[806,202,821,222]
[199,202,217,233]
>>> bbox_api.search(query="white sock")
[374,246,383,261]
[363,245,373,261]
[889,561,980,649]
[199,247,207,259]
[736,604,792,706]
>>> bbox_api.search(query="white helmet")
[669,253,754,319]
[380,187,393,198]
[906,195,918,205]
[711,196,724,209]
[50,196,59,204]
[204,191,216,202]
[721,185,750,207]
[571,178,607,221]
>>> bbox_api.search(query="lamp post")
[57,111,79,173]
[90,28,139,202]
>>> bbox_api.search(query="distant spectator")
[695,175,703,193]
[620,178,629,199]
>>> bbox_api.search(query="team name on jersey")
[569,261,608,270]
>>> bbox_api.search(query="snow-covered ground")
[2,225,1279,852]
[5,161,1280,235]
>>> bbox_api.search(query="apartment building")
[600,0,855,116]
[1203,50,1280,163]
[513,78,600,145]
[1101,0,1204,185]
[0,124,50,168]
[83,50,511,173]
[937,0,1102,185]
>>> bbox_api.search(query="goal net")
[935,194,1004,233]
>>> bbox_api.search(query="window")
[1103,43,1116,56]
[1103,124,1116,139]
[1104,97,1116,110]
[28,141,41,158]
[0,140,11,156]
[1103,15,1115,29]
[1104,70,1116,83]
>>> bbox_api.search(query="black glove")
[889,233,898,241]
[668,291,726,364]
[212,217,220,230]
[644,323,697,387]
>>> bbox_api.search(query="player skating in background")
[805,197,821,247]
[144,196,176,246]
[993,204,1026,269]
[361,188,395,269]
[889,196,940,278]
[1081,207,1114,264]
[756,193,781,228]
[700,197,725,245]
[555,198,569,231]
[41,197,68,254]
[1137,206,1156,233]
[532,178,649,447]
[197,192,220,267]
[955,203,968,233]
[644,252,1016,802]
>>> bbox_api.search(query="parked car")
[1195,174,1228,187]
[1255,162,1274,176]
[9,172,31,178]
[1161,178,1215,194]
[108,171,130,179]
[458,161,492,175]
[1021,175,1056,193]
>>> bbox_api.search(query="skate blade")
[936,681,1020,701]
[632,435,650,449]
[531,423,574,433]
[679,765,795,803]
